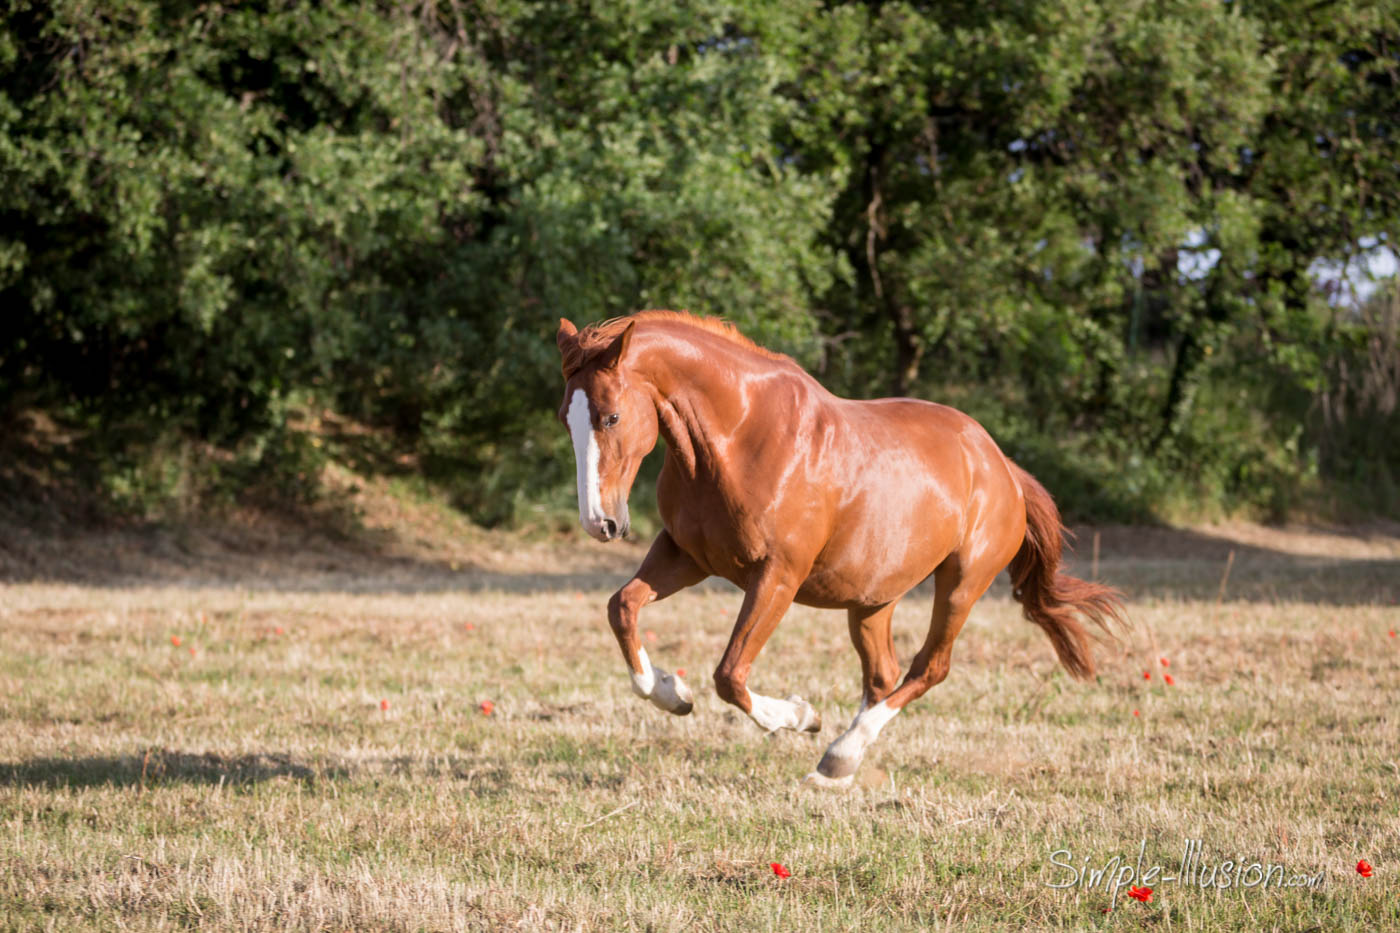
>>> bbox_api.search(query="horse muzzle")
[583,510,630,542]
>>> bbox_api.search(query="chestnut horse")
[555,311,1124,788]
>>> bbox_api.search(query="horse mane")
[562,310,789,377]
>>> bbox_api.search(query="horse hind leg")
[806,555,1002,789]
[846,602,901,711]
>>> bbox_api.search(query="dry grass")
[2,519,1399,930]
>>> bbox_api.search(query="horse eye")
[603,413,620,427]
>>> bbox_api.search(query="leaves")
[1,0,1395,523]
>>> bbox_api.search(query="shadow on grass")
[0,749,524,794]
[0,750,329,789]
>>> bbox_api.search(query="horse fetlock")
[630,647,693,714]
[745,691,820,733]
[785,694,822,734]
[629,666,656,699]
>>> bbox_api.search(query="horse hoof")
[814,748,860,780]
[649,696,692,716]
[802,770,854,791]
[651,671,694,715]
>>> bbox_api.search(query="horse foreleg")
[608,530,707,715]
[712,567,821,734]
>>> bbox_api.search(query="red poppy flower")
[1390,630,1396,638]
[1132,709,1140,717]
[1127,885,1152,903]
[274,626,285,636]
[380,699,389,711]
[480,700,495,716]
[188,646,197,656]
[770,862,791,879]
[1143,671,1151,680]
[1163,674,1175,686]
[1357,859,1373,878]
[170,635,181,647]
[675,668,686,677]
[464,622,475,631]
[1160,657,1169,667]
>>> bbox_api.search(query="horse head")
[555,318,659,542]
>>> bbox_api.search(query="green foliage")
[1,0,1396,525]
[788,0,1398,521]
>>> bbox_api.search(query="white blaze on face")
[567,388,605,536]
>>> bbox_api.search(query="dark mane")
[561,310,789,377]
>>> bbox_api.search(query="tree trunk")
[891,303,922,397]
[1153,331,1200,451]
[861,142,922,396]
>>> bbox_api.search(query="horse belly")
[796,480,959,608]
[797,532,945,608]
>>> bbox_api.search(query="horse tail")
[1006,462,1127,680]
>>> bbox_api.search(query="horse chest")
[657,472,769,583]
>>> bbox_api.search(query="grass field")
[3,519,1399,930]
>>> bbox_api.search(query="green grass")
[2,529,1399,930]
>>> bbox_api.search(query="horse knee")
[712,666,746,707]
[873,660,901,695]
[605,590,626,633]
[607,581,648,634]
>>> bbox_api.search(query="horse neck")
[633,327,774,479]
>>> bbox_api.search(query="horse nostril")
[601,518,617,539]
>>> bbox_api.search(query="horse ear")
[556,318,579,353]
[597,321,635,371]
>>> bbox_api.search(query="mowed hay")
[2,526,1398,930]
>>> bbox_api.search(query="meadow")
[2,519,1398,930]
